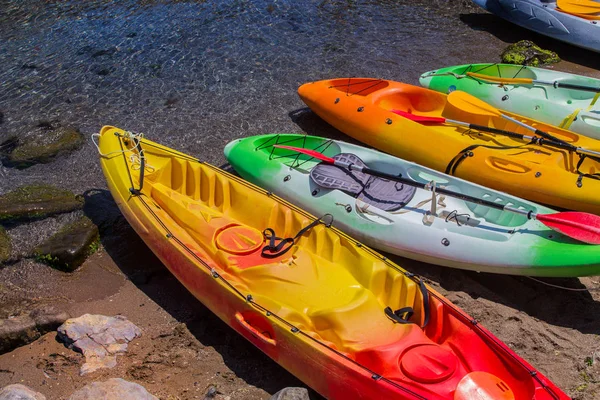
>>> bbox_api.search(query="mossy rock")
[0,226,10,263]
[0,184,83,222]
[0,121,84,169]
[33,216,99,272]
[501,40,560,66]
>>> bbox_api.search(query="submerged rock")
[0,384,46,400]
[33,216,99,272]
[0,184,83,223]
[57,314,142,375]
[269,387,310,400]
[0,226,10,262]
[68,379,158,400]
[0,306,69,354]
[0,121,84,169]
[500,40,560,66]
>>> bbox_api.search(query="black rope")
[129,135,145,196]
[256,134,336,170]
[385,278,430,328]
[444,125,600,189]
[261,214,333,258]
[576,154,600,186]
[445,210,472,227]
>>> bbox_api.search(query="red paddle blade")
[391,109,446,123]
[273,145,335,164]
[537,212,600,244]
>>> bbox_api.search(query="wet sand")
[1,1,600,399]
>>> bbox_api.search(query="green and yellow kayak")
[420,63,600,139]
[225,133,600,277]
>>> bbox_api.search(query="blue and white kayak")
[471,0,600,53]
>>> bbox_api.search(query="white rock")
[57,314,141,375]
[0,384,46,400]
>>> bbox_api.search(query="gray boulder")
[68,378,157,400]
[0,123,84,169]
[0,384,46,400]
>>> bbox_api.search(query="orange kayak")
[298,78,600,214]
[98,126,568,399]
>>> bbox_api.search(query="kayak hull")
[99,126,567,400]
[297,78,600,215]
[225,133,600,277]
[471,0,600,53]
[420,63,600,139]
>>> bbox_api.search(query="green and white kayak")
[224,133,600,277]
[420,63,600,139]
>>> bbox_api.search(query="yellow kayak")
[97,126,566,400]
[298,78,600,214]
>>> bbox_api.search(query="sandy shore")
[1,1,600,399]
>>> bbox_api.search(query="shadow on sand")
[82,188,323,399]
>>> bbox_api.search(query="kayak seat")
[149,157,233,213]
[373,86,446,114]
[233,247,410,352]
[310,153,416,212]
[150,182,297,271]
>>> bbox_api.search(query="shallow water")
[2,0,597,196]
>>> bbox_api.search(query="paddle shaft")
[500,114,574,146]
[466,72,600,93]
[443,117,600,159]
[535,79,600,93]
[334,160,532,217]
[499,114,600,160]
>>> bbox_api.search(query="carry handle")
[235,312,276,346]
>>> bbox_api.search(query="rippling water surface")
[0,0,523,194]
